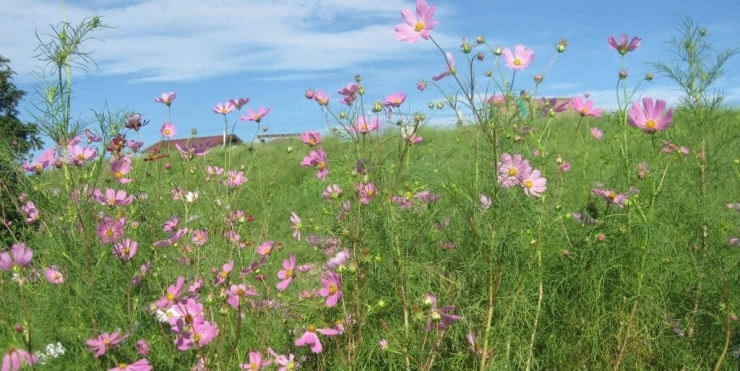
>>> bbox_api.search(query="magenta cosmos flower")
[290,212,302,241]
[230,97,250,109]
[502,44,534,70]
[592,188,628,208]
[571,97,602,118]
[628,97,674,133]
[45,266,65,284]
[2,347,38,370]
[226,283,258,308]
[432,52,456,81]
[154,92,177,106]
[87,331,129,358]
[319,271,343,307]
[313,90,330,106]
[94,188,134,207]
[394,0,439,43]
[0,243,33,271]
[300,131,321,147]
[276,254,296,291]
[125,113,149,132]
[110,158,133,184]
[301,149,329,180]
[160,121,177,138]
[497,153,532,187]
[384,92,407,108]
[295,325,341,354]
[67,144,99,166]
[357,183,377,204]
[352,117,380,134]
[155,276,186,309]
[607,34,641,55]
[240,351,271,370]
[109,359,152,371]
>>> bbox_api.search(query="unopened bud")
[534,74,543,84]
[355,74,362,83]
[358,86,365,95]
[485,70,492,77]
[436,102,445,109]
[556,38,567,53]
[339,111,347,119]
[477,52,485,61]
[619,70,628,79]
[428,102,435,109]
[494,46,503,56]
[699,28,707,37]
[645,73,654,81]
[372,100,383,113]
[461,39,472,54]
[476,36,485,44]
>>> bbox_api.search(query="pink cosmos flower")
[125,113,149,132]
[394,0,438,43]
[163,217,180,232]
[384,92,406,108]
[241,107,271,123]
[357,183,377,204]
[109,358,152,371]
[230,97,250,110]
[240,351,271,370]
[110,158,133,184]
[257,241,274,256]
[154,92,177,106]
[153,228,188,247]
[301,149,329,180]
[337,83,359,105]
[2,347,37,370]
[112,239,138,262]
[352,116,380,134]
[22,148,55,174]
[295,326,341,353]
[67,144,99,166]
[432,52,456,81]
[417,80,427,91]
[224,170,248,187]
[628,97,674,133]
[607,34,641,55]
[502,44,534,70]
[325,249,350,271]
[97,219,125,244]
[44,266,64,284]
[85,129,101,143]
[134,340,150,356]
[379,339,388,351]
[21,201,39,223]
[319,271,343,307]
[497,153,532,187]
[313,90,330,106]
[186,321,219,350]
[213,101,235,115]
[323,184,342,199]
[592,188,628,208]
[539,97,569,113]
[268,349,300,371]
[423,294,461,331]
[480,194,492,210]
[276,254,296,291]
[87,331,129,358]
[213,261,234,286]
[226,283,258,308]
[300,131,322,147]
[571,97,602,118]
[591,127,603,139]
[94,188,134,207]
[191,229,208,246]
[402,130,423,145]
[160,121,177,138]
[520,170,547,197]
[155,276,186,310]
[126,140,144,152]
[175,142,210,159]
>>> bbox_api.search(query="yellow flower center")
[118,363,128,369]
[329,283,337,294]
[194,333,202,342]
[308,138,316,145]
[250,363,259,371]
[581,108,589,115]
[607,191,616,200]
[507,167,517,176]
[108,198,116,206]
[285,269,293,278]
[166,292,175,301]
[513,58,522,66]
[164,129,171,135]
[414,22,424,32]
[105,229,114,238]
[645,120,656,130]
[524,179,533,189]
[114,171,123,179]
[318,161,326,170]
[34,164,42,172]
[237,288,246,297]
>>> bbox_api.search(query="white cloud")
[1,0,460,83]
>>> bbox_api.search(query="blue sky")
[2,0,739,154]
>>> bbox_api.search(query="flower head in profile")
[301,149,329,180]
[502,44,534,70]
[351,117,380,134]
[240,352,271,370]
[571,97,602,118]
[125,114,149,132]
[300,131,322,147]
[423,294,462,331]
[230,97,250,110]
[357,183,377,204]
[160,122,177,138]
[627,97,673,133]
[226,283,258,308]
[241,107,271,123]
[384,92,407,108]
[432,52,456,81]
[290,212,302,241]
[592,188,628,208]
[394,0,438,43]
[0,243,33,272]
[313,90,330,106]
[155,92,177,106]
[607,34,641,55]
[2,347,38,370]
[591,127,603,139]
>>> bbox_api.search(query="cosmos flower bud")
[494,46,503,56]
[619,70,628,79]
[428,102,435,109]
[534,74,543,84]
[645,73,654,81]
[557,38,568,53]
[485,70,492,77]
[460,39,472,54]
[476,52,485,61]
[355,74,362,83]
[436,102,445,109]
[476,35,485,44]
[358,86,365,95]
[372,100,383,113]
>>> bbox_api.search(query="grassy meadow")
[2,3,740,371]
